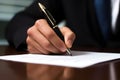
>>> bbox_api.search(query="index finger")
[35,19,66,52]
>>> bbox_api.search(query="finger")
[35,19,66,52]
[26,36,49,54]
[27,25,62,54]
[60,27,76,48]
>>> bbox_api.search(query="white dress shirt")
[111,0,120,31]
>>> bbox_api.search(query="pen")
[38,2,72,56]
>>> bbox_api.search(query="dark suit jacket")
[5,0,120,51]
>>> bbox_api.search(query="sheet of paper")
[0,51,120,68]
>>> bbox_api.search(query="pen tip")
[66,48,72,56]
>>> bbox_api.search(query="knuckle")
[35,19,48,30]
[46,31,55,39]
[35,19,42,24]
[35,19,46,26]
[26,37,30,44]
[27,27,33,36]
[35,20,41,25]
[34,21,40,29]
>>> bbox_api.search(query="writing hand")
[26,19,75,54]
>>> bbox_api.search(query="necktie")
[94,0,111,39]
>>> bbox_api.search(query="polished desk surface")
[0,45,120,80]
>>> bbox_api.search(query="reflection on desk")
[0,45,120,80]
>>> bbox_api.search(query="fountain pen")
[38,2,72,56]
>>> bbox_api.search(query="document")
[0,51,120,68]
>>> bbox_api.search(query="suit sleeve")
[5,0,65,51]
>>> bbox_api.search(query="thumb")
[60,27,76,48]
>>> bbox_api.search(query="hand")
[26,19,75,54]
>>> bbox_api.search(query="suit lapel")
[87,0,106,43]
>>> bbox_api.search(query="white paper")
[0,51,120,68]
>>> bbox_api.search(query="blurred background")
[0,0,33,45]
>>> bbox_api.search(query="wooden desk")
[0,45,120,80]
